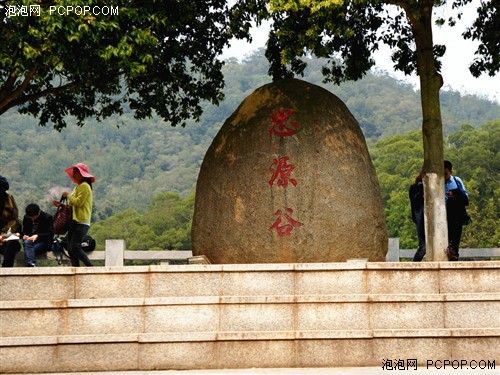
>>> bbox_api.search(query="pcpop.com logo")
[5,4,119,17]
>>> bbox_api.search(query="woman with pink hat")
[53,163,95,267]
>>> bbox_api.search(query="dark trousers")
[67,222,93,267]
[412,211,426,262]
[447,219,463,257]
[0,240,21,267]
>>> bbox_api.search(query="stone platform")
[1,262,499,373]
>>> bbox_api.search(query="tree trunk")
[410,3,448,261]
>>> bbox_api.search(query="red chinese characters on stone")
[269,109,298,137]
[269,208,304,236]
[267,108,303,236]
[269,156,297,188]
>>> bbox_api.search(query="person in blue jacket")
[444,160,469,261]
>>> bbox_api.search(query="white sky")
[221,1,500,104]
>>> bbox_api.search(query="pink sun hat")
[65,163,96,184]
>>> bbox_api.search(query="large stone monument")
[192,78,387,263]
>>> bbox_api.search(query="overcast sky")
[221,1,499,104]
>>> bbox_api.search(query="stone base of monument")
[188,255,212,265]
[1,262,499,373]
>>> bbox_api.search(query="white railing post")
[105,239,125,266]
[386,238,400,262]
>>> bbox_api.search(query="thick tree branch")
[0,80,81,115]
[0,66,38,112]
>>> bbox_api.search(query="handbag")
[53,196,72,235]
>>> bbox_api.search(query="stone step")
[1,262,499,373]
[2,330,499,373]
[3,327,500,344]
[1,262,499,301]
[2,294,500,338]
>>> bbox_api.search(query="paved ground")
[16,368,499,375]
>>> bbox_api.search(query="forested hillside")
[1,50,498,251]
[89,121,499,252]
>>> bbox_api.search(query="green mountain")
[1,49,499,225]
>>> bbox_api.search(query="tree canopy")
[250,0,499,81]
[0,0,230,129]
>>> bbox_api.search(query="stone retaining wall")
[1,262,499,372]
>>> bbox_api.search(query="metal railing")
[4,238,499,267]
[386,238,500,262]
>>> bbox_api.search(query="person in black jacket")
[409,172,426,262]
[22,204,54,267]
[0,175,9,218]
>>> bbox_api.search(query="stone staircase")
[1,262,499,373]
